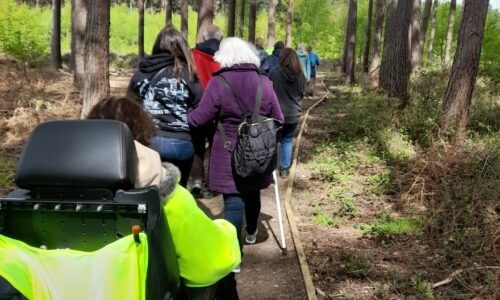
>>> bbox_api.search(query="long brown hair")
[152,26,197,81]
[87,96,155,146]
[278,47,303,75]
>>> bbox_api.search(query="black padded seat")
[0,120,180,300]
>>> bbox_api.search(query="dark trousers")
[190,125,216,183]
[223,191,261,245]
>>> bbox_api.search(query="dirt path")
[197,78,330,299]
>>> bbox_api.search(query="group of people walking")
[114,25,320,296]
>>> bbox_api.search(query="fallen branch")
[432,266,500,289]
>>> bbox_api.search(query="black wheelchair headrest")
[15,120,137,191]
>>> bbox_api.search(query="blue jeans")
[151,136,194,187]
[223,191,261,246]
[279,123,298,170]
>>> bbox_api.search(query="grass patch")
[377,128,417,162]
[338,194,357,217]
[361,212,424,242]
[312,210,341,227]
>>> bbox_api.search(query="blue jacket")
[308,52,320,76]
[296,49,311,81]
[261,48,282,75]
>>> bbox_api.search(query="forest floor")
[0,57,498,299]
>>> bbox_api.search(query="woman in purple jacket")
[188,38,284,270]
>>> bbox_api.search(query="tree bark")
[267,0,278,49]
[369,0,384,86]
[248,0,256,43]
[285,0,293,47]
[427,0,438,62]
[379,0,411,102]
[165,0,172,26]
[410,0,421,70]
[139,0,145,59]
[51,0,62,69]
[81,0,110,118]
[441,0,489,139]
[196,0,214,43]
[180,0,188,38]
[71,0,87,89]
[239,0,245,38]
[227,0,236,37]
[443,0,456,69]
[343,0,357,83]
[419,0,432,56]
[362,0,373,73]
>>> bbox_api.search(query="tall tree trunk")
[51,0,62,69]
[139,0,145,59]
[285,0,293,47]
[369,0,384,86]
[165,0,172,26]
[379,0,412,102]
[71,0,87,89]
[239,0,245,38]
[197,0,214,43]
[443,0,456,69]
[441,0,489,139]
[419,0,432,55]
[248,0,256,43]
[427,0,438,62]
[227,0,236,37]
[362,0,373,73]
[343,0,357,83]
[180,0,188,38]
[267,0,278,49]
[81,0,110,118]
[410,0,421,70]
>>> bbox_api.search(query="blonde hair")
[214,37,261,68]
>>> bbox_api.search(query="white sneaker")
[232,263,241,273]
[245,229,258,244]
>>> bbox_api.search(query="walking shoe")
[245,229,258,244]
[279,168,290,178]
[190,179,203,196]
[232,263,241,273]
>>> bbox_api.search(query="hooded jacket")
[127,53,203,141]
[269,66,306,124]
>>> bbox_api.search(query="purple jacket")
[187,64,284,194]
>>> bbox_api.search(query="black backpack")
[218,75,282,178]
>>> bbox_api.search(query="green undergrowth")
[0,151,15,195]
[361,212,424,242]
[305,139,393,222]
[302,70,499,298]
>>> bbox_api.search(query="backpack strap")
[216,74,262,151]
[218,75,248,117]
[251,76,263,123]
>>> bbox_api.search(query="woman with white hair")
[188,37,284,272]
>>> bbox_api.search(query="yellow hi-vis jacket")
[0,233,148,300]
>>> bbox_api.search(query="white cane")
[273,170,287,255]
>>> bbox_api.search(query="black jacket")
[127,53,203,140]
[268,66,305,124]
